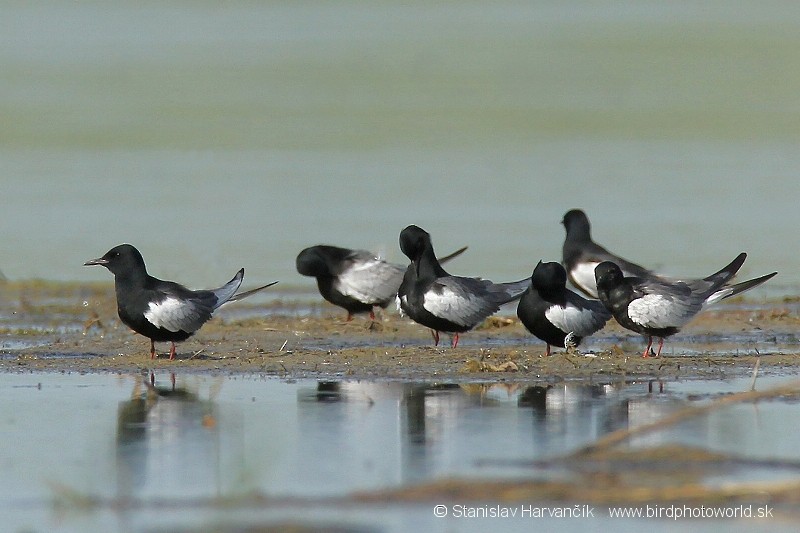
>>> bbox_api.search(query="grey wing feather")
[146,269,255,334]
[627,279,702,329]
[497,279,532,301]
[211,269,245,309]
[423,276,511,327]
[336,253,405,304]
[438,246,468,264]
[561,293,612,335]
[144,295,214,333]
[228,280,279,302]
[704,271,777,305]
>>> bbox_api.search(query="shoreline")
[1,280,797,380]
[3,281,800,525]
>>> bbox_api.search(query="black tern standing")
[396,225,528,348]
[296,244,466,322]
[594,253,776,357]
[517,261,611,356]
[562,209,657,298]
[85,244,277,360]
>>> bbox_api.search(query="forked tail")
[706,271,777,305]
[229,280,279,302]
[213,268,279,308]
[703,252,747,288]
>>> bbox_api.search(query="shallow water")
[1,372,798,532]
[2,4,799,531]
[0,1,798,293]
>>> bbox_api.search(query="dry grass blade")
[572,380,800,457]
[750,357,761,391]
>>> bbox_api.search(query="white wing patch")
[570,262,600,298]
[627,294,694,329]
[422,286,484,327]
[545,303,606,336]
[336,259,402,303]
[144,297,203,333]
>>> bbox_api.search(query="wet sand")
[1,281,798,380]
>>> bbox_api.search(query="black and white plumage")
[84,244,278,360]
[296,244,466,321]
[516,261,611,356]
[562,209,658,299]
[594,253,777,357]
[396,225,528,348]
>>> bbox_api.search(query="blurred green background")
[1,1,797,288]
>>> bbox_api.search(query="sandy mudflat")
[1,281,798,380]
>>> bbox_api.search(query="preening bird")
[562,209,658,298]
[396,225,528,347]
[296,244,466,321]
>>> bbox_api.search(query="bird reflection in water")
[314,381,343,403]
[115,372,225,502]
[297,381,505,485]
[514,380,668,454]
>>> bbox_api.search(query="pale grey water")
[1,372,798,532]
[0,1,798,293]
[1,5,799,530]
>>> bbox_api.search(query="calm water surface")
[0,2,798,292]
[1,5,799,530]
[0,372,798,532]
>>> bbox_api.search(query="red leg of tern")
[642,336,653,358]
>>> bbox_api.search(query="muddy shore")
[0,281,800,382]
[1,280,798,380]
